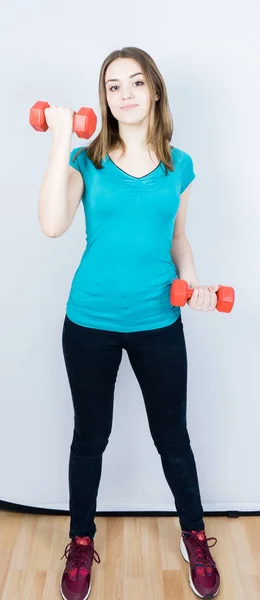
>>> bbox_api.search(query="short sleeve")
[69,147,83,173]
[180,153,196,194]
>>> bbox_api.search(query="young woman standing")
[39,46,220,600]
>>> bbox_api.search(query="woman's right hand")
[44,106,74,137]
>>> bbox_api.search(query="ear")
[155,92,160,101]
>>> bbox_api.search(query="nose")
[121,86,134,101]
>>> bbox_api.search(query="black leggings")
[62,314,205,540]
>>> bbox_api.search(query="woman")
[39,46,220,600]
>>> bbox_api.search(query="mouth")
[120,104,139,110]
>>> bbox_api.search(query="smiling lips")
[120,104,139,110]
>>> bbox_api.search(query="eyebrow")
[105,71,143,85]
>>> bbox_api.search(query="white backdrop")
[1,0,259,513]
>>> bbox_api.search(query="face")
[105,57,157,126]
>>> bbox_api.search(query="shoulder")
[70,146,89,169]
[170,146,196,193]
[170,145,193,167]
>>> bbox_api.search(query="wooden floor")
[0,511,259,599]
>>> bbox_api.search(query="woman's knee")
[153,426,191,456]
[71,427,111,457]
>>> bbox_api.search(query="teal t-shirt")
[66,146,196,332]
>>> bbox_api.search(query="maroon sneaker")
[180,529,220,598]
[60,535,101,600]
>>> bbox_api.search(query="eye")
[109,81,144,92]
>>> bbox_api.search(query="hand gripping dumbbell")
[29,101,97,139]
[170,279,235,313]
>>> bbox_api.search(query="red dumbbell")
[29,101,97,139]
[170,279,235,313]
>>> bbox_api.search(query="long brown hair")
[74,47,175,175]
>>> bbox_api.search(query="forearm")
[38,132,72,236]
[170,233,200,287]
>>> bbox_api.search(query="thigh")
[62,316,123,434]
[126,317,188,445]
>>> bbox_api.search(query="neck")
[118,118,150,154]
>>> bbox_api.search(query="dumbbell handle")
[187,285,225,299]
[186,286,216,299]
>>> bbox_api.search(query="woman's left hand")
[187,285,220,311]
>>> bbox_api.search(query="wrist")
[178,275,200,288]
[188,281,200,288]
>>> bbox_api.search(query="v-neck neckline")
[107,153,162,180]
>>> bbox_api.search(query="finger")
[187,286,196,308]
[201,288,207,312]
[209,291,217,311]
[194,287,202,310]
[188,286,199,309]
[208,284,220,292]
[202,288,211,311]
[198,286,205,310]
